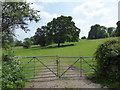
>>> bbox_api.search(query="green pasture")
[13,38,112,57]
[13,38,115,79]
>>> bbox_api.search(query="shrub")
[2,55,25,89]
[81,36,86,39]
[94,39,120,84]
[15,40,23,47]
[23,40,31,48]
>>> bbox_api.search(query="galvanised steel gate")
[16,55,96,81]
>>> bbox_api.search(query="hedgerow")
[94,39,120,87]
[2,55,25,89]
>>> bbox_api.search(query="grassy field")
[12,38,113,79]
[13,38,112,57]
[6,37,119,87]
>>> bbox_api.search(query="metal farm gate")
[17,56,96,81]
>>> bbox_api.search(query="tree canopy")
[88,24,108,39]
[34,26,49,46]
[34,15,80,47]
[107,27,115,37]
[116,21,120,36]
[2,1,40,49]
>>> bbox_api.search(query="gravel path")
[22,65,102,88]
[23,77,102,88]
[24,79,101,88]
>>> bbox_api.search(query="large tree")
[116,21,120,36]
[1,1,40,88]
[88,24,100,39]
[107,27,115,37]
[2,1,40,49]
[34,26,50,46]
[23,38,31,48]
[97,26,108,38]
[47,15,80,47]
[88,24,108,39]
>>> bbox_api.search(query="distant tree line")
[15,20,120,48]
[14,38,32,48]
[88,21,120,39]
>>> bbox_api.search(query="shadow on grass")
[31,44,75,50]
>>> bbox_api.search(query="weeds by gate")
[16,55,96,81]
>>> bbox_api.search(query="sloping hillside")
[14,38,117,57]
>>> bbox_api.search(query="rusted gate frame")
[16,56,95,79]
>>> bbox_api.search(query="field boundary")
[15,55,96,80]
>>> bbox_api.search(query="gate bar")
[60,58,80,77]
[15,56,94,59]
[82,58,96,72]
[80,57,82,77]
[15,55,58,59]
[35,57,58,77]
[59,56,94,58]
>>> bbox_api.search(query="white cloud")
[38,0,59,3]
[26,0,44,10]
[85,8,111,17]
[40,11,59,22]
[73,18,86,28]
[98,18,117,27]
[30,3,44,10]
[4,0,119,3]
[26,0,119,3]
[16,0,118,40]
[27,0,83,3]
[40,11,60,25]
[73,18,90,38]
[71,0,117,38]
[72,1,111,17]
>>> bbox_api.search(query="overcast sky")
[15,0,119,41]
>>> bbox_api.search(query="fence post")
[34,57,36,79]
[80,57,82,77]
[56,55,60,78]
[58,56,60,78]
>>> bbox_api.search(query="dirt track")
[22,67,103,88]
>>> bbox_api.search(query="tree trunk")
[58,42,60,47]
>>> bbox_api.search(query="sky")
[15,0,119,41]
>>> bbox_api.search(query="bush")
[94,39,120,86]
[23,40,31,48]
[2,55,26,89]
[81,36,86,39]
[15,40,23,47]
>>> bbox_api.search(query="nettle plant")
[2,55,25,88]
[95,39,120,82]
